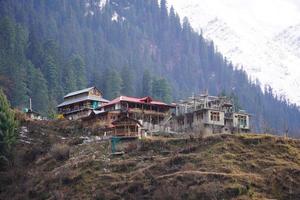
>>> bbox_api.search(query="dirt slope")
[1,120,300,200]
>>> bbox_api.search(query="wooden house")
[57,87,109,120]
[82,96,175,133]
[111,116,143,137]
[98,96,175,130]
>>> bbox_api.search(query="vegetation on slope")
[0,90,18,166]
[0,119,299,199]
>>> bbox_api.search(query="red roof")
[102,96,175,108]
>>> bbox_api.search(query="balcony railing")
[128,108,170,115]
[59,105,94,114]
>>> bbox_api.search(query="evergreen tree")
[44,55,61,102]
[27,63,49,114]
[0,0,300,135]
[62,62,76,93]
[70,55,87,89]
[121,66,134,96]
[152,77,172,103]
[142,69,152,97]
[105,68,122,100]
[0,17,28,107]
[0,89,18,164]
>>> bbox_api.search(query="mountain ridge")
[169,0,300,105]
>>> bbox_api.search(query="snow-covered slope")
[168,0,300,105]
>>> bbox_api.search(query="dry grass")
[1,119,300,199]
[50,143,70,161]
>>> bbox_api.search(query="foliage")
[0,89,18,163]
[121,66,134,96]
[0,0,299,135]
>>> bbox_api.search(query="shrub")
[50,143,70,161]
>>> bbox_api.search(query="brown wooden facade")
[57,87,109,120]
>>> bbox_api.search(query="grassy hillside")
[0,119,300,199]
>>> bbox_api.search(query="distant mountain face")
[169,0,300,105]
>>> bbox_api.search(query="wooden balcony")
[59,105,93,115]
[128,108,170,116]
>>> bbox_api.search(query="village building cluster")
[170,94,250,135]
[56,87,251,137]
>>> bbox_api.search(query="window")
[211,112,220,122]
[238,115,247,127]
[196,113,203,120]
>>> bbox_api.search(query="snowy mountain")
[168,0,300,105]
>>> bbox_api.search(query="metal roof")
[63,87,100,98]
[57,96,109,108]
[102,96,175,108]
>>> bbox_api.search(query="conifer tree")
[27,64,49,114]
[121,66,134,96]
[0,89,18,163]
[142,70,152,96]
[70,55,87,89]
[152,77,172,103]
[44,55,62,102]
[105,68,122,100]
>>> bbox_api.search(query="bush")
[50,144,70,161]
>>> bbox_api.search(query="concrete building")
[170,93,251,135]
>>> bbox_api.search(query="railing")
[128,108,170,116]
[59,105,94,114]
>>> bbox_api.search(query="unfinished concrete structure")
[170,93,250,135]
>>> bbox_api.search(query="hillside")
[0,0,300,135]
[1,119,300,199]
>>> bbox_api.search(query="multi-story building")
[57,87,109,120]
[170,93,251,135]
[85,96,175,134]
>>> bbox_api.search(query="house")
[99,96,175,131]
[83,96,175,133]
[23,98,43,120]
[170,93,251,135]
[57,87,109,120]
[24,109,43,120]
[233,111,251,132]
[111,115,143,137]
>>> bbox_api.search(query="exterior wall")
[233,113,250,130]
[170,110,230,135]
[88,88,101,97]
[103,101,173,132]
[65,110,92,120]
[206,110,225,126]
[65,88,102,101]
[58,100,93,115]
[26,113,42,120]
